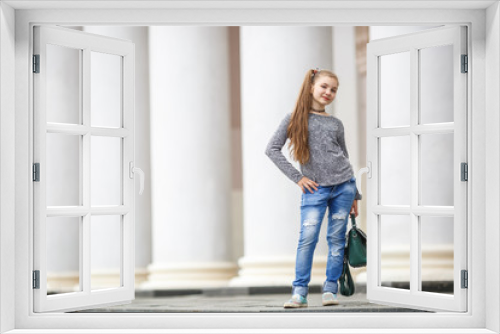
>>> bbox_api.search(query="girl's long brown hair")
[287,69,339,165]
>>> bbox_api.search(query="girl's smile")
[310,76,338,110]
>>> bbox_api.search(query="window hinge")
[461,162,468,181]
[33,163,40,182]
[461,270,468,289]
[461,54,468,73]
[33,270,40,289]
[33,54,40,73]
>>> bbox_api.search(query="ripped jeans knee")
[331,212,348,220]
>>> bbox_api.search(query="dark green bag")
[347,213,367,268]
[339,253,355,296]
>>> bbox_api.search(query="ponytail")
[287,69,339,164]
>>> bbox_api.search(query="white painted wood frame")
[0,1,498,333]
[33,25,135,312]
[366,25,467,312]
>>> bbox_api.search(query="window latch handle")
[129,161,145,195]
[355,162,372,197]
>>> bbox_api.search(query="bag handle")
[349,213,357,229]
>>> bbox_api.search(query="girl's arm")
[265,113,304,184]
[337,120,362,201]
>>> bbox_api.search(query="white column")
[231,27,334,287]
[144,26,237,289]
[332,26,366,282]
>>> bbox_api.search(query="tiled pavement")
[73,286,431,313]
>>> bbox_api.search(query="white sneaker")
[322,292,339,306]
[283,294,308,308]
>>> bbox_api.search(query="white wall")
[485,3,500,332]
[0,2,16,331]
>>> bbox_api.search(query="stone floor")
[72,286,432,313]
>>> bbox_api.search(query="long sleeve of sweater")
[264,113,304,184]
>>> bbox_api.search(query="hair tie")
[311,67,320,79]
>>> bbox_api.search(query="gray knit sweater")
[265,112,362,200]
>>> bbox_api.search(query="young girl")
[265,68,362,308]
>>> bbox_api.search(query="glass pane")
[46,44,81,124]
[91,51,122,128]
[380,136,411,205]
[380,51,410,128]
[380,215,411,290]
[46,216,81,294]
[91,215,122,290]
[420,216,454,295]
[91,136,121,206]
[46,133,81,206]
[420,133,454,206]
[420,45,454,124]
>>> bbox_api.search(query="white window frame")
[1,1,498,333]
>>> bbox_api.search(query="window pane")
[380,136,411,205]
[46,44,81,124]
[91,52,122,128]
[420,45,454,124]
[91,136,121,206]
[380,215,411,290]
[46,133,81,206]
[420,133,454,206]
[420,216,454,295]
[46,216,81,295]
[380,52,410,128]
[91,215,122,290]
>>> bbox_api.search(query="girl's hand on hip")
[297,176,319,194]
[350,200,358,217]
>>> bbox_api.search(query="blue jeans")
[292,175,357,297]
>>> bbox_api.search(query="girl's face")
[309,75,338,109]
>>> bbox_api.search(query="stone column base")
[90,269,121,289]
[135,267,149,285]
[355,245,453,283]
[141,261,238,289]
[47,268,151,293]
[229,256,331,287]
[47,271,79,293]
[90,268,149,289]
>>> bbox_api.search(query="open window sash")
[366,25,468,313]
[33,25,136,313]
